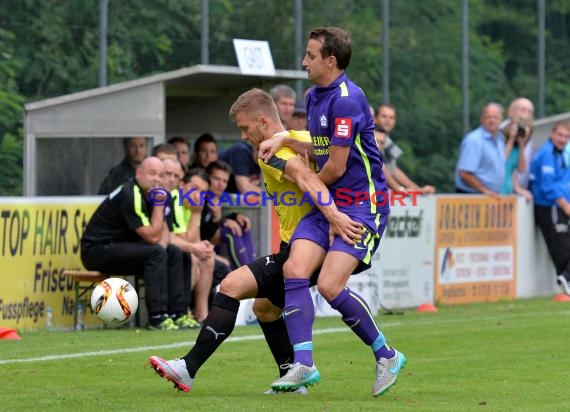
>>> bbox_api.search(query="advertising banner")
[435,196,517,304]
[0,198,100,330]
[371,196,436,309]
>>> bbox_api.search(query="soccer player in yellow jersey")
[149,88,363,394]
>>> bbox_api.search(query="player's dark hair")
[309,27,352,70]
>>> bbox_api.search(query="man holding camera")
[500,97,535,200]
[454,103,507,197]
[500,116,533,200]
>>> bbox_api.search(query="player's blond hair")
[229,88,280,123]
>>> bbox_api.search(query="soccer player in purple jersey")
[259,27,407,397]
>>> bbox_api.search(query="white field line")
[1,309,567,365]
[0,327,344,365]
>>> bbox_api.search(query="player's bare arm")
[282,156,363,245]
[259,134,315,163]
[316,145,350,186]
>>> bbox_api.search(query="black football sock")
[258,317,294,377]
[183,292,239,378]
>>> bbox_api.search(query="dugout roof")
[24,64,306,196]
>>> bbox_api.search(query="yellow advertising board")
[0,197,101,330]
[435,196,517,304]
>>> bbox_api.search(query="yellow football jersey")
[259,130,315,243]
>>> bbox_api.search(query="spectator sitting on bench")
[152,142,178,161]
[98,136,148,195]
[202,160,256,270]
[157,154,216,324]
[161,158,210,326]
[176,168,217,322]
[81,156,188,330]
[190,132,219,170]
[168,136,192,171]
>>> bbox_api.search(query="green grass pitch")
[1,297,569,411]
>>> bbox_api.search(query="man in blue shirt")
[530,121,570,295]
[259,26,406,397]
[455,103,505,197]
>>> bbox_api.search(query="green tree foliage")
[479,0,570,114]
[0,28,25,195]
[0,0,569,195]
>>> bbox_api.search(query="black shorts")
[247,243,319,309]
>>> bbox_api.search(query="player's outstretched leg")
[148,356,194,392]
[148,292,240,393]
[328,287,407,397]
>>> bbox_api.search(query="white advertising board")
[235,197,437,325]
[373,196,436,309]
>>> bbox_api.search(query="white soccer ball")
[90,278,138,325]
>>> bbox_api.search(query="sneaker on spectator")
[174,314,201,329]
[148,317,179,331]
[557,274,570,296]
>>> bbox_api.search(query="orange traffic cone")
[417,303,438,312]
[0,327,21,340]
[554,294,570,302]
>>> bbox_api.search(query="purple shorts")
[290,208,389,274]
